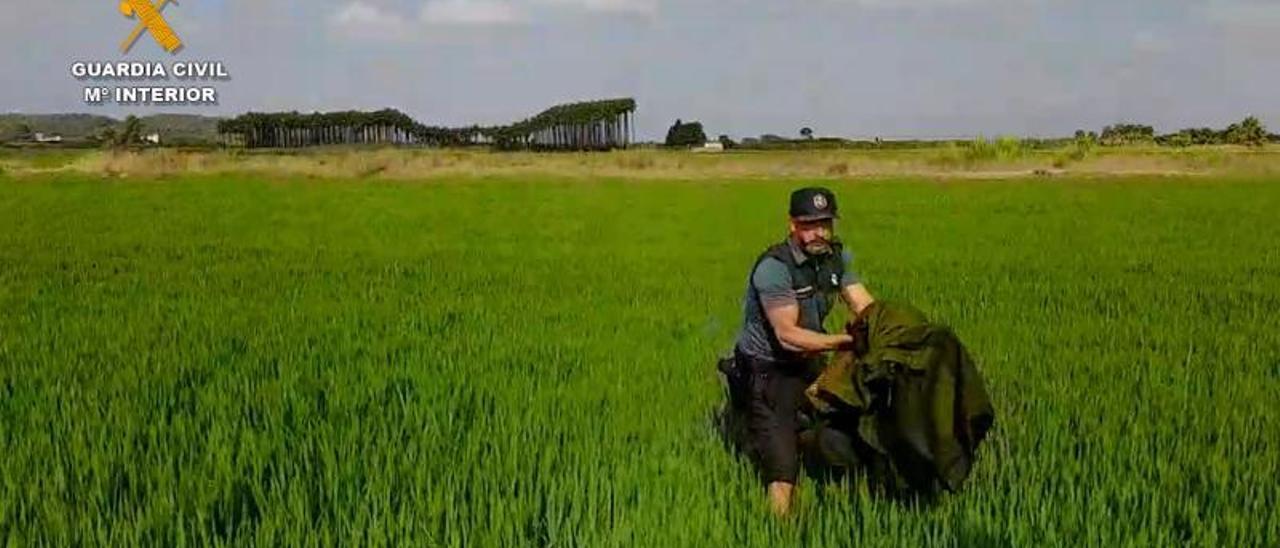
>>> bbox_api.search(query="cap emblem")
[812,194,828,210]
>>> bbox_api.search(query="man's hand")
[835,329,858,352]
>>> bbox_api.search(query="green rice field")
[1,172,1277,545]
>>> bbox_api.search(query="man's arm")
[753,257,851,353]
[841,282,876,316]
[764,304,853,352]
[837,248,875,316]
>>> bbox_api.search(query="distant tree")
[664,119,707,148]
[120,115,143,145]
[0,122,31,142]
[1224,115,1267,147]
[685,122,708,146]
[664,119,683,147]
[1073,130,1097,147]
[96,127,118,149]
[1100,123,1155,146]
[1165,131,1193,148]
[1175,127,1221,146]
[800,127,814,140]
[718,134,736,149]
[96,115,144,149]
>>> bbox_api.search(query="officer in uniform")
[728,187,876,516]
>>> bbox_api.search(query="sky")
[1,0,1277,140]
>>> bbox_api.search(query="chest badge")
[830,273,839,286]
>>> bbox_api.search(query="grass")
[0,147,90,170]
[3,145,1280,180]
[1,171,1278,545]
[930,137,1033,169]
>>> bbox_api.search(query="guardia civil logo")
[69,1,225,106]
[119,0,183,54]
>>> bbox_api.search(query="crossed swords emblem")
[119,0,183,54]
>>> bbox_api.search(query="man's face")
[789,218,835,255]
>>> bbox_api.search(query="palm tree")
[1226,116,1267,147]
[215,99,638,151]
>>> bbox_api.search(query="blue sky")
[2,0,1277,140]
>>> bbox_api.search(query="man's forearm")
[777,326,852,352]
[841,284,876,316]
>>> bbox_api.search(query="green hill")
[0,113,116,142]
[0,113,223,145]
[137,114,222,145]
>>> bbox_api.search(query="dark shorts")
[736,350,816,484]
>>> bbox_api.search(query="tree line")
[1086,116,1271,147]
[217,109,425,149]
[680,115,1275,151]
[214,98,636,151]
[492,98,635,151]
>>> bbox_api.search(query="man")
[731,187,876,516]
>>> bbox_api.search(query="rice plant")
[0,173,1276,545]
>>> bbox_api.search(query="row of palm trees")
[216,98,637,151]
[494,98,636,151]
[215,109,421,149]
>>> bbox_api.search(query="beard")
[802,239,833,255]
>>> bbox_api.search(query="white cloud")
[330,2,413,40]
[536,0,657,15]
[420,0,526,25]
[331,0,654,37]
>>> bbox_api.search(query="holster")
[717,351,751,412]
